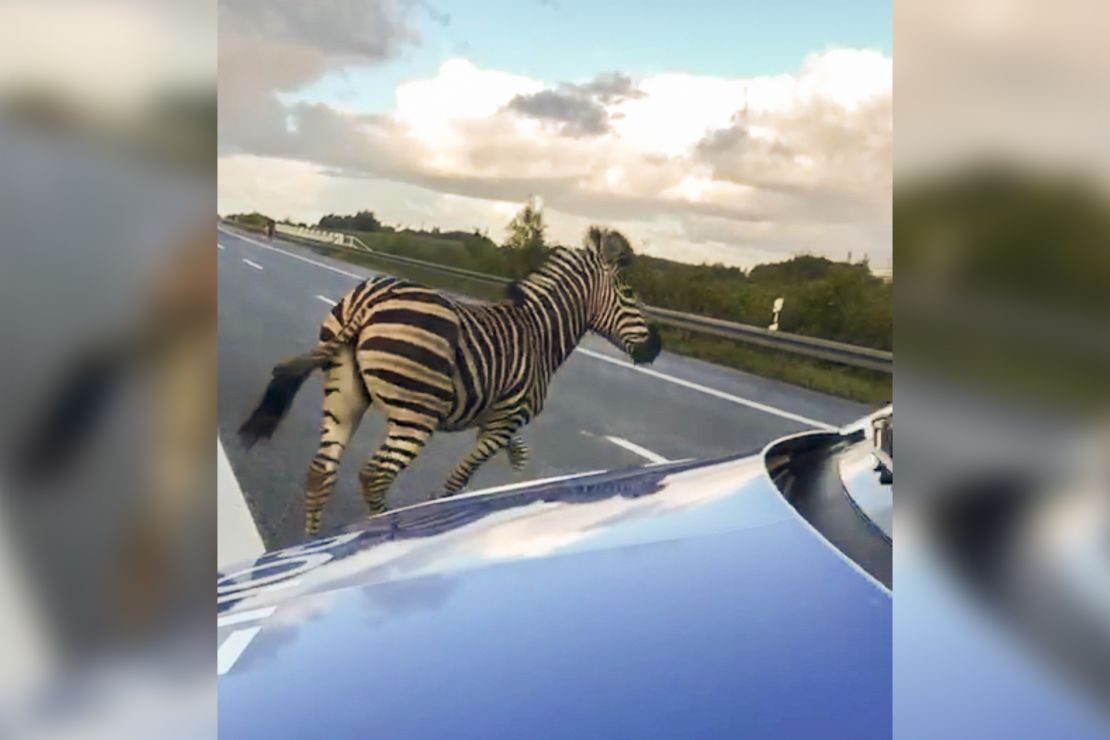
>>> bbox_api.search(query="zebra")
[239,226,662,536]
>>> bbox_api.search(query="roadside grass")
[658,328,891,405]
[226,225,890,405]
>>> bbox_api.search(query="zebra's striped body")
[240,227,661,536]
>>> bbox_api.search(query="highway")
[216,227,870,550]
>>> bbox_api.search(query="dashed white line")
[576,348,836,430]
[217,626,262,676]
[242,258,263,271]
[217,243,225,250]
[315,295,338,306]
[217,226,367,280]
[603,436,669,464]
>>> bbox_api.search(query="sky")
[218,0,892,269]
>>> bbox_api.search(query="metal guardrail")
[275,223,372,252]
[346,247,513,287]
[223,221,893,373]
[646,306,893,372]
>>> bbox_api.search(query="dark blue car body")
[218,431,891,739]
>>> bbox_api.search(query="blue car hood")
[218,449,891,739]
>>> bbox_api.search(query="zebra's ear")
[599,229,633,268]
[585,225,604,252]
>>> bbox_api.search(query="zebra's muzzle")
[630,324,662,365]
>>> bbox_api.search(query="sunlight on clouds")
[219,44,891,268]
[612,74,745,157]
[662,175,711,202]
[793,48,891,110]
[395,58,541,145]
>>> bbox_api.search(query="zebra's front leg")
[506,435,529,471]
[358,420,433,515]
[443,420,522,496]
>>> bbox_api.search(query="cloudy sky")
[218,0,891,269]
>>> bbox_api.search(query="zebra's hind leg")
[304,346,369,537]
[358,420,433,515]
[506,435,528,471]
[443,419,522,496]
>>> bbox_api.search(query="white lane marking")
[603,436,669,464]
[217,626,262,675]
[219,225,837,431]
[217,226,366,280]
[242,258,263,271]
[217,243,225,250]
[315,294,337,306]
[218,438,265,569]
[576,348,837,431]
[218,606,277,628]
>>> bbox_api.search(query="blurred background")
[0,1,214,738]
[895,0,1109,736]
[0,0,1107,737]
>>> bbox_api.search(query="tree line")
[227,197,892,351]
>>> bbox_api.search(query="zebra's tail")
[238,351,329,448]
[240,276,403,448]
[12,318,169,485]
[13,346,127,484]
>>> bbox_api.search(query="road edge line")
[218,436,265,569]
[577,348,837,430]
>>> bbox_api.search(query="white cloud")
[397,59,542,132]
[219,43,892,268]
[611,74,746,157]
[393,59,543,170]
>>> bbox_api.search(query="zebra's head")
[584,226,661,365]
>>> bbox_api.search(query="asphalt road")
[217,226,869,550]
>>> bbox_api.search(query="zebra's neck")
[508,251,595,377]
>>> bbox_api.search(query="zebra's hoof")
[506,443,529,471]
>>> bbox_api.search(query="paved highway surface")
[217,226,869,550]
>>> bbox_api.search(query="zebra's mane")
[505,247,590,306]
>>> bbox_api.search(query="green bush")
[226,212,272,230]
